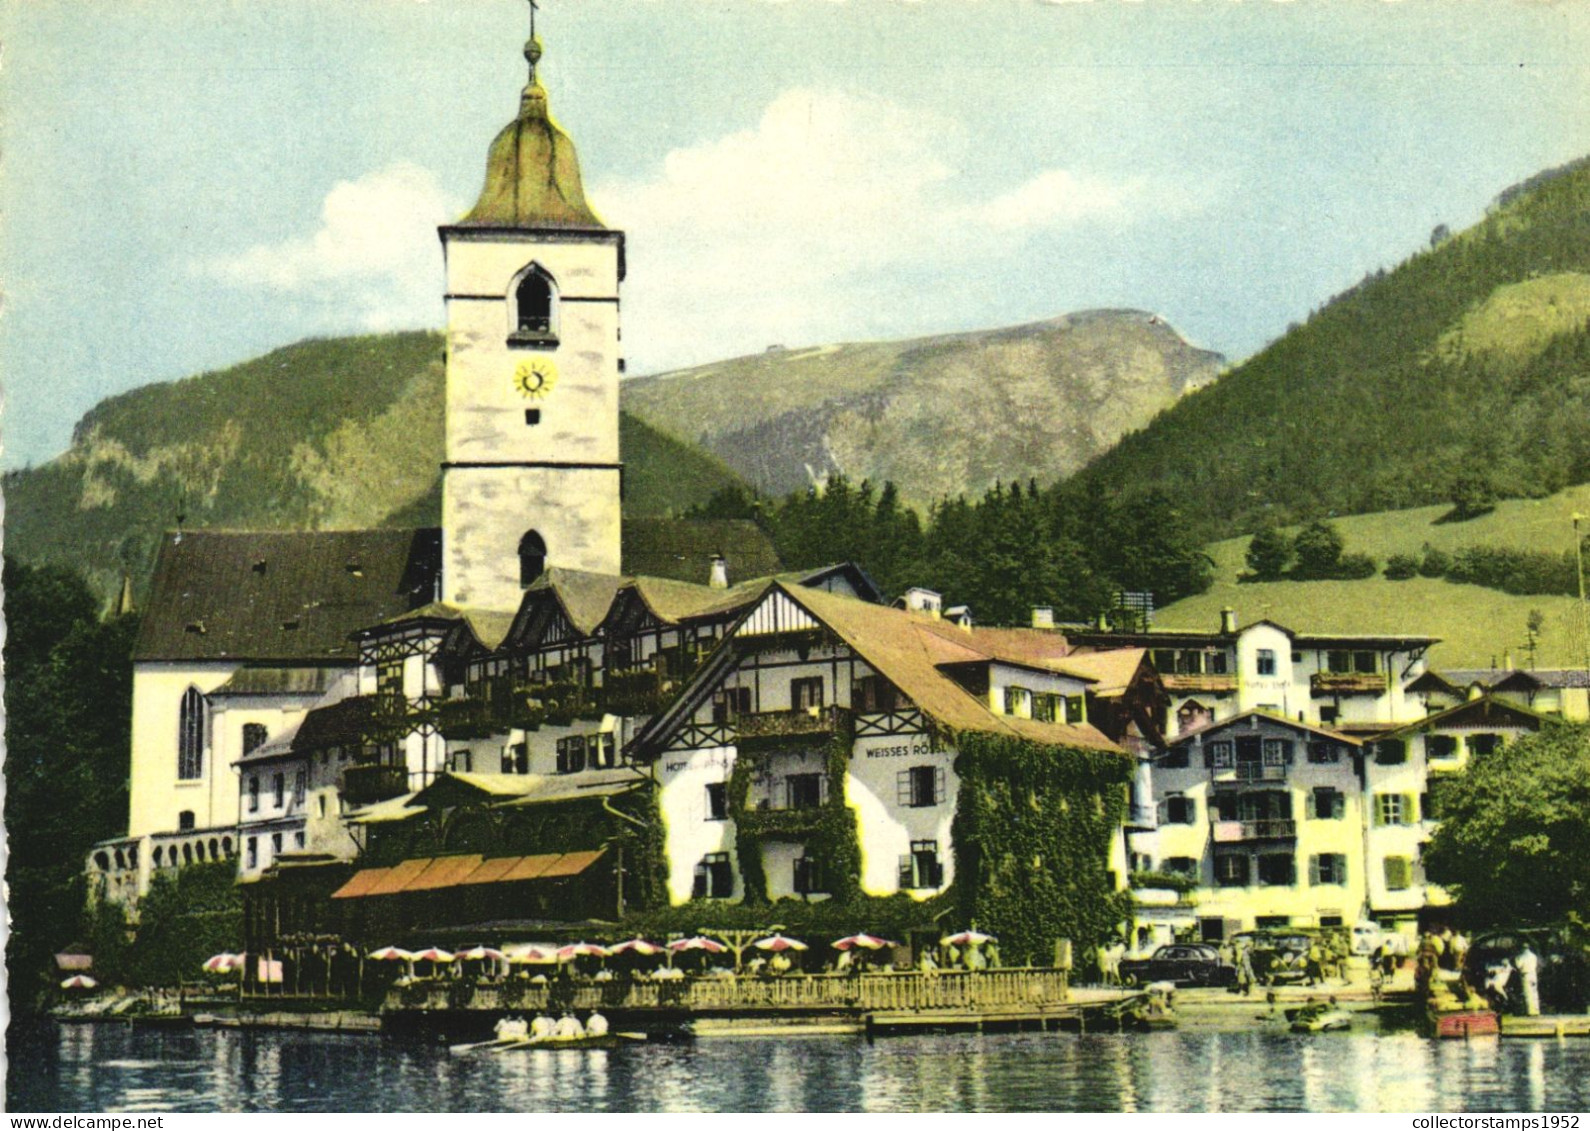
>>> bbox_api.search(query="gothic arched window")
[519,530,547,587]
[511,266,557,342]
[178,686,205,780]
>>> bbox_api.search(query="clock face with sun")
[513,358,558,399]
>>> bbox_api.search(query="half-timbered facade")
[631,582,1128,907]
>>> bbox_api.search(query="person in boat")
[552,1011,585,1039]
[529,1012,555,1041]
[585,1011,609,1037]
[493,1014,511,1041]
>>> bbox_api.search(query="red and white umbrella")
[410,947,456,964]
[505,944,558,964]
[459,946,505,962]
[940,930,998,947]
[556,942,609,961]
[608,938,664,956]
[367,946,415,962]
[667,936,728,954]
[202,952,243,973]
[60,974,98,990]
[751,934,808,953]
[832,934,897,951]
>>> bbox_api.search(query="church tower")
[439,18,623,609]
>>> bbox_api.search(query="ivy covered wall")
[727,716,861,904]
[950,731,1132,966]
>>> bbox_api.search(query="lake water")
[9,1020,1590,1113]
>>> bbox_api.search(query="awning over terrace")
[330,850,606,899]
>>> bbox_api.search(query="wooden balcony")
[1161,674,1237,694]
[1210,818,1296,842]
[1311,672,1385,695]
[340,764,408,806]
[735,706,846,743]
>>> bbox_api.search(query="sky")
[1,0,1587,470]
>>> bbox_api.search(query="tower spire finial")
[525,0,542,87]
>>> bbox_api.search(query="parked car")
[1119,944,1238,988]
[1233,930,1313,986]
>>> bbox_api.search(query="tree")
[3,556,139,1019]
[1423,724,1590,925]
[1447,475,1496,522]
[1292,520,1345,579]
[1246,523,1293,580]
[1524,608,1546,668]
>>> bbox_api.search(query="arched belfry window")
[510,265,557,344]
[519,530,547,587]
[177,686,206,780]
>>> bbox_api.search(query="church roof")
[620,518,784,585]
[134,528,441,663]
[452,36,605,230]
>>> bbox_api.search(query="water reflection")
[11,1021,1590,1114]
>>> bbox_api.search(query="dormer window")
[509,265,558,346]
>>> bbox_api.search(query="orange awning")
[331,867,393,899]
[405,854,484,893]
[329,850,606,899]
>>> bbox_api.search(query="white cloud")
[192,162,458,330]
[595,88,1187,372]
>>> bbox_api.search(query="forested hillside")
[1075,157,1590,540]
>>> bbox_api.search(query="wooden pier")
[382,968,1094,1034]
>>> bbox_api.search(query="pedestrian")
[1368,962,1385,1004]
[1305,940,1325,987]
[1238,942,1258,997]
[1451,930,1470,972]
[1516,943,1541,1017]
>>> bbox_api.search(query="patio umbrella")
[556,942,610,961]
[459,946,506,962]
[607,938,664,956]
[367,946,415,962]
[751,934,808,953]
[941,930,997,947]
[409,947,456,964]
[505,944,558,965]
[202,952,240,973]
[60,975,97,990]
[667,936,728,954]
[832,934,898,951]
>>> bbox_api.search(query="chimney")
[1220,607,1237,634]
[709,554,729,590]
[1032,606,1055,630]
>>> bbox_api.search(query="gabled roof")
[1170,709,1363,748]
[1384,695,1552,738]
[364,601,516,651]
[292,695,379,753]
[134,528,441,663]
[638,583,1122,754]
[1490,668,1590,691]
[1066,619,1438,652]
[620,518,782,585]
[1056,649,1153,698]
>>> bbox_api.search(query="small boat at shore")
[1429,1010,1499,1039]
[1288,1008,1352,1033]
[490,1032,647,1053]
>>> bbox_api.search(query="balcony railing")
[340,765,409,806]
[1210,818,1296,842]
[602,667,676,718]
[736,706,846,742]
[1233,763,1287,783]
[1161,673,1237,694]
[1311,672,1385,695]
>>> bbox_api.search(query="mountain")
[1073,156,1590,541]
[2,332,749,606]
[620,310,1225,511]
